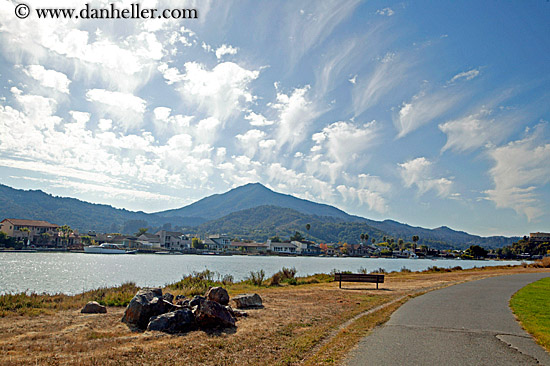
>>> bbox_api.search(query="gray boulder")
[189,295,206,307]
[81,301,107,314]
[232,293,263,309]
[163,292,174,303]
[147,309,195,333]
[121,288,174,330]
[193,299,235,328]
[206,287,229,305]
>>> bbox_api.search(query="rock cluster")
[121,286,262,334]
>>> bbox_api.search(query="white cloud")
[285,0,361,66]
[86,89,146,114]
[245,112,274,126]
[215,44,238,59]
[337,184,388,214]
[439,108,501,153]
[485,124,550,221]
[399,157,454,197]
[310,120,380,181]
[376,8,395,16]
[449,69,480,83]
[394,89,462,138]
[353,54,409,116]
[23,65,71,94]
[161,62,259,122]
[272,86,321,150]
[86,89,147,129]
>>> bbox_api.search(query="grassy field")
[0,264,548,365]
[510,276,550,351]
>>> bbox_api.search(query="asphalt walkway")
[345,273,550,366]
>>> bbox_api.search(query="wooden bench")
[334,273,385,289]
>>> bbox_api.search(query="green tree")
[290,231,304,242]
[398,238,404,252]
[59,225,73,247]
[192,237,205,249]
[360,233,365,244]
[269,235,282,243]
[371,238,376,245]
[364,234,369,245]
[19,227,31,247]
[136,228,148,236]
[40,232,52,246]
[412,235,419,251]
[465,245,488,259]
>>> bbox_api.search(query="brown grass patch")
[0,266,548,365]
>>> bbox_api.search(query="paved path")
[345,273,550,366]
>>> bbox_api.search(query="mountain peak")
[156,183,352,221]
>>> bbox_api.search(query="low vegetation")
[0,265,548,365]
[510,277,550,351]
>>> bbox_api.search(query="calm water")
[0,252,525,295]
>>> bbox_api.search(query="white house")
[268,240,297,254]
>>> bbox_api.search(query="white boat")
[84,243,127,254]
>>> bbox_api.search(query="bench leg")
[376,282,379,290]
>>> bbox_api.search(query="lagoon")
[0,252,525,295]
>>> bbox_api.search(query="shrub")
[400,267,412,273]
[268,272,282,286]
[531,257,550,268]
[280,267,297,280]
[358,267,369,274]
[221,274,234,286]
[247,269,265,286]
[168,269,219,296]
[371,268,386,274]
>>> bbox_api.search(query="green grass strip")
[510,277,550,351]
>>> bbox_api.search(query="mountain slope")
[156,182,356,221]
[190,205,388,245]
[0,184,202,233]
[0,183,518,249]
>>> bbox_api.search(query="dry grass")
[0,266,548,365]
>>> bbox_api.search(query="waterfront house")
[229,241,269,254]
[0,218,60,246]
[204,235,231,251]
[156,230,191,251]
[293,241,321,256]
[268,240,297,254]
[137,233,161,249]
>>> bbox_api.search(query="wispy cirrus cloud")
[399,157,454,198]
[485,123,550,221]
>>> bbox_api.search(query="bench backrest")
[334,273,385,283]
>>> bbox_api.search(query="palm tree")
[360,233,365,244]
[305,224,311,240]
[412,235,419,251]
[398,238,404,252]
[20,227,31,247]
[372,238,376,245]
[59,225,73,248]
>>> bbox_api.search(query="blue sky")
[0,0,549,237]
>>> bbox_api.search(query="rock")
[225,305,247,318]
[175,295,186,301]
[121,289,174,330]
[206,287,229,305]
[81,301,107,314]
[147,309,195,333]
[232,293,263,309]
[163,293,174,303]
[193,299,235,328]
[189,295,205,308]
